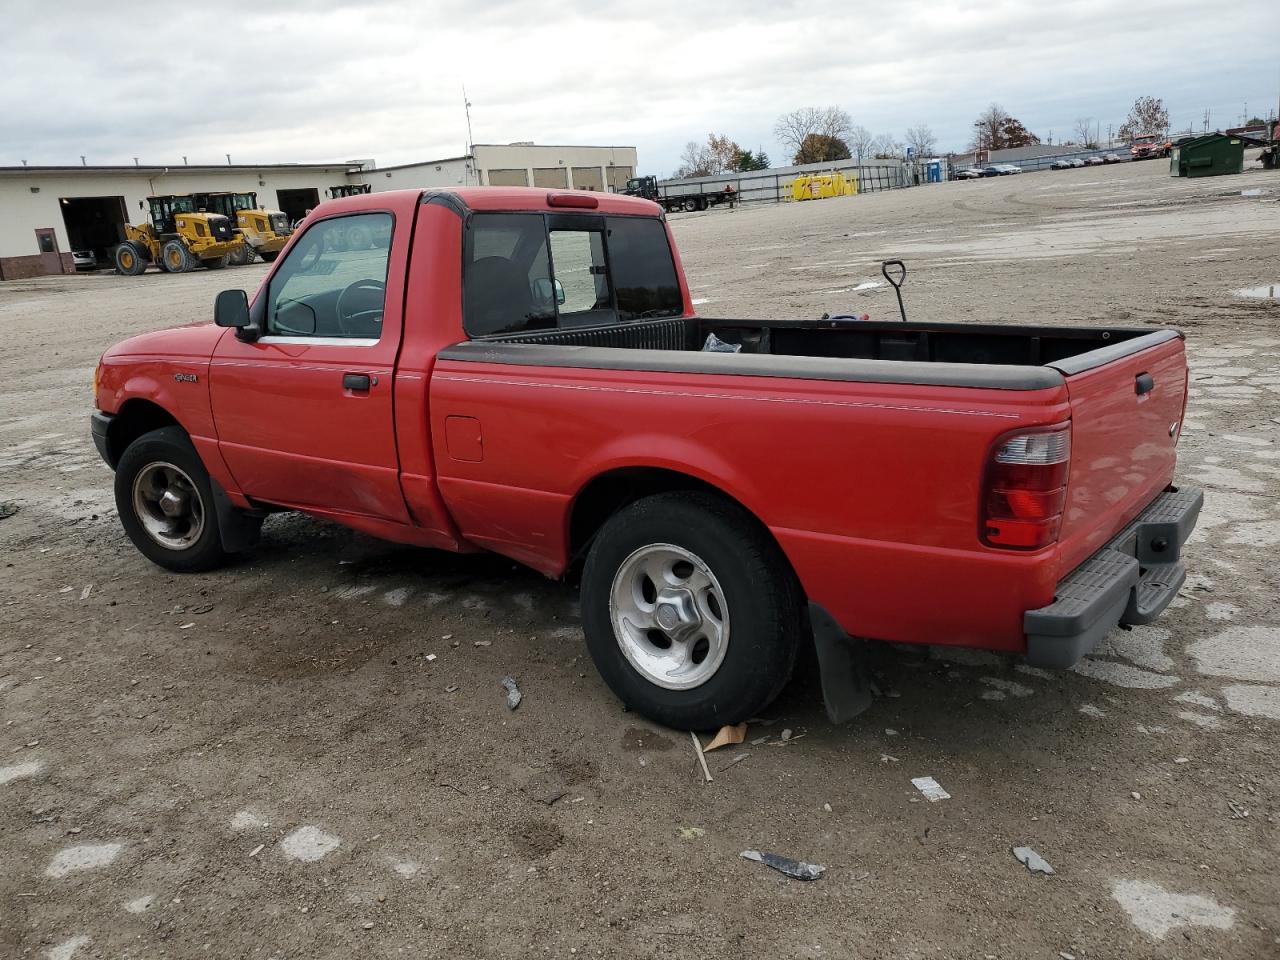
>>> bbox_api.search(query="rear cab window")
[463,211,682,337]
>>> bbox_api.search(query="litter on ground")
[740,849,826,881]
[911,776,950,802]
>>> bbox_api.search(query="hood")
[104,321,226,360]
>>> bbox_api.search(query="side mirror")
[554,278,566,306]
[214,289,259,341]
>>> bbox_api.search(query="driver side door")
[210,211,410,523]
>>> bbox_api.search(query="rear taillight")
[982,425,1071,550]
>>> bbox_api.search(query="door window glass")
[266,213,392,340]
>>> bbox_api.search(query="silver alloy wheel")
[131,461,205,551]
[608,543,730,690]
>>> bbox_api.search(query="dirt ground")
[2,159,1279,960]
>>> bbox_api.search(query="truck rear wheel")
[228,243,251,266]
[580,491,803,729]
[202,254,229,270]
[161,240,193,274]
[114,243,146,276]
[259,250,279,263]
[682,198,698,212]
[115,427,228,573]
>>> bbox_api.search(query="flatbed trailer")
[620,176,737,213]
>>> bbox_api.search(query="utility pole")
[463,85,475,185]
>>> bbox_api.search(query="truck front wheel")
[114,243,146,276]
[114,427,227,572]
[580,491,803,729]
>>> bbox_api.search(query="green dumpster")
[1170,134,1246,178]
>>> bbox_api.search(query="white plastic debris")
[702,332,742,353]
[911,776,950,802]
[1013,846,1055,875]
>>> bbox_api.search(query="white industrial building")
[0,143,637,280]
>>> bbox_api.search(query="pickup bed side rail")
[437,341,1066,391]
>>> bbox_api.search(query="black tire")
[114,243,146,276]
[580,491,803,729]
[114,426,228,573]
[228,243,251,266]
[682,198,698,212]
[259,250,279,263]
[202,254,229,270]
[161,239,193,274]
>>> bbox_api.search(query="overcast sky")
[4,1,1277,175]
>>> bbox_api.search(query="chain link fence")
[657,159,910,207]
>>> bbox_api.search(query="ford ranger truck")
[91,187,1201,730]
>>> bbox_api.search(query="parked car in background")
[72,250,96,271]
[955,168,984,180]
[995,164,1023,175]
[1050,158,1075,170]
[981,166,1004,177]
[1084,156,1105,166]
[1103,153,1126,164]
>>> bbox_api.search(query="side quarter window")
[266,212,393,340]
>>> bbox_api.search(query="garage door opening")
[59,196,126,267]
[276,188,320,226]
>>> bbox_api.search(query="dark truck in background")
[621,175,737,213]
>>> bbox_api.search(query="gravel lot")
[2,159,1278,959]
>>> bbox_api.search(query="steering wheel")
[336,278,386,337]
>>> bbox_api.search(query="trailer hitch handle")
[881,259,907,322]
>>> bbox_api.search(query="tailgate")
[1052,332,1187,576]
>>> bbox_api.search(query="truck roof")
[312,186,662,219]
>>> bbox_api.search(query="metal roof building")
[0,143,637,279]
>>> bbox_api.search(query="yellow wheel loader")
[113,196,241,275]
[193,192,293,265]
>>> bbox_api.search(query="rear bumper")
[1024,486,1203,669]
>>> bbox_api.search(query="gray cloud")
[4,0,1276,174]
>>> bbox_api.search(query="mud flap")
[809,602,873,724]
[209,478,264,554]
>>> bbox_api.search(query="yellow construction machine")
[193,192,293,265]
[114,196,242,275]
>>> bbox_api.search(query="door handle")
[1135,372,1155,396]
[343,373,371,392]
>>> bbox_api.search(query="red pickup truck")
[93,187,1201,729]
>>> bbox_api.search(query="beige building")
[0,143,638,279]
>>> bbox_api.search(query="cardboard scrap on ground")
[704,722,747,752]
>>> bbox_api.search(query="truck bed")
[442,315,1178,390]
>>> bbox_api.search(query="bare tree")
[775,106,854,162]
[971,103,1040,151]
[847,125,874,164]
[673,133,744,178]
[904,125,937,158]
[971,103,1009,151]
[1073,117,1093,145]
[1118,96,1171,140]
[871,133,903,158]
